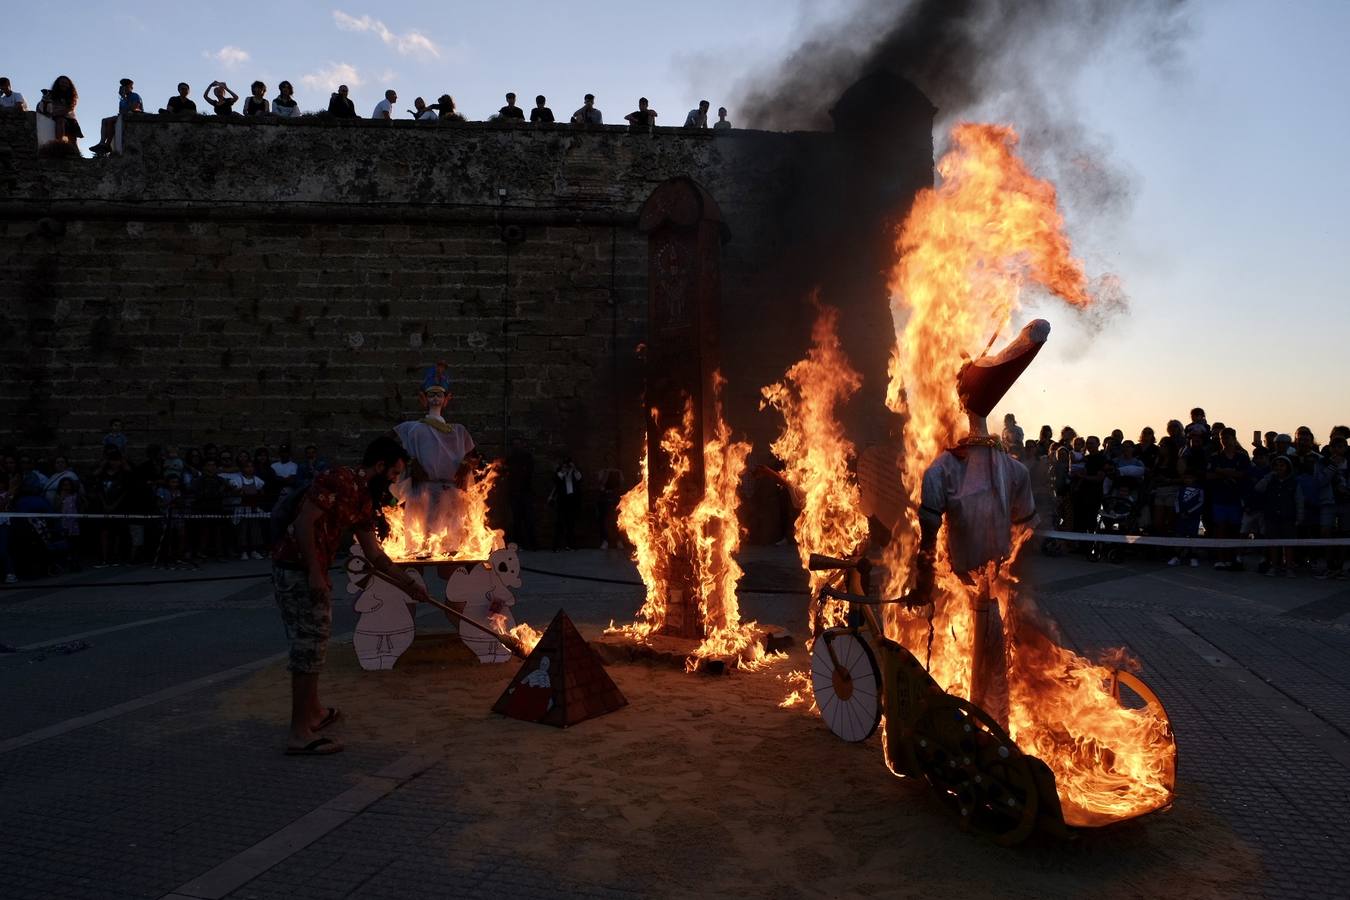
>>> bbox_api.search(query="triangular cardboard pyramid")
[493,610,628,727]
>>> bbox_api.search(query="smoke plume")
[737,0,1192,230]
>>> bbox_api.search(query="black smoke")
[738,0,1190,216]
[739,0,1190,132]
[736,0,1191,347]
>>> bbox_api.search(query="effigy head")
[419,362,453,413]
[958,319,1051,419]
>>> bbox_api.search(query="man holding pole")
[271,435,432,756]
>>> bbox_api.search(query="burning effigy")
[367,364,543,663]
[768,124,1175,842]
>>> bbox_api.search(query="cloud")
[332,10,441,59]
[203,45,251,68]
[300,62,363,92]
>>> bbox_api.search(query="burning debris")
[884,123,1174,829]
[381,461,505,562]
[763,122,1174,838]
[598,176,785,673]
[606,385,772,671]
[760,301,870,641]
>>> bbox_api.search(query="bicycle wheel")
[811,628,882,742]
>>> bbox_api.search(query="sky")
[5,0,1348,445]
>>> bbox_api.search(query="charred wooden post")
[636,177,729,640]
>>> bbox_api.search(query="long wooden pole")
[356,562,528,659]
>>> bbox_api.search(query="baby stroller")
[1092,475,1142,563]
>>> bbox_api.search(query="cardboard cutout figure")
[347,541,421,670]
[494,610,628,727]
[445,543,523,663]
[502,655,555,720]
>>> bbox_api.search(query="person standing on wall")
[163,82,196,116]
[571,93,602,126]
[37,75,83,148]
[91,77,141,156]
[683,99,710,128]
[271,436,431,756]
[0,77,28,112]
[243,81,270,116]
[372,89,397,120]
[327,84,356,118]
[411,97,438,122]
[625,97,657,132]
[272,81,300,118]
[498,92,524,120]
[530,94,553,124]
[203,81,240,116]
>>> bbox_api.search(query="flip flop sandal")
[285,737,343,756]
[316,707,342,731]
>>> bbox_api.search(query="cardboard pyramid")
[493,610,628,728]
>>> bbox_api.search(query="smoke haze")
[736,0,1193,254]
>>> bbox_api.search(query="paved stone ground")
[3,546,1349,898]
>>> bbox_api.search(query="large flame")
[611,377,766,668]
[873,123,1171,825]
[761,301,870,639]
[381,462,506,561]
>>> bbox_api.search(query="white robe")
[921,447,1036,575]
[393,416,476,526]
[394,417,474,482]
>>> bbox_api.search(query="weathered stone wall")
[0,106,933,487]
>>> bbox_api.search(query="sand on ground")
[220,630,1261,899]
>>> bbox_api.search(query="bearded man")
[271,435,432,756]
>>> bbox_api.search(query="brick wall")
[0,102,933,496]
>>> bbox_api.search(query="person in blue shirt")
[91,77,142,156]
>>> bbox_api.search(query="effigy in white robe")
[920,446,1037,575]
[393,415,476,539]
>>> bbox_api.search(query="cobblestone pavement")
[3,547,1349,898]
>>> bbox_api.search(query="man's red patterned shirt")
[272,466,376,567]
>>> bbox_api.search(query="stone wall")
[0,97,933,496]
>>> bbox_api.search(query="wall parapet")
[0,80,935,480]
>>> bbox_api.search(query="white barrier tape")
[0,511,271,520]
[1040,530,1350,549]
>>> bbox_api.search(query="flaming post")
[636,177,728,640]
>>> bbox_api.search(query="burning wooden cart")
[805,551,1175,845]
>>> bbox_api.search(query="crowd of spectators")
[9,406,1341,584]
[0,422,634,582]
[0,420,331,581]
[1005,409,1350,578]
[0,71,737,156]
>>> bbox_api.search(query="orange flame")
[761,301,870,639]
[777,669,814,710]
[380,462,505,561]
[506,621,544,655]
[873,123,1173,825]
[610,377,767,669]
